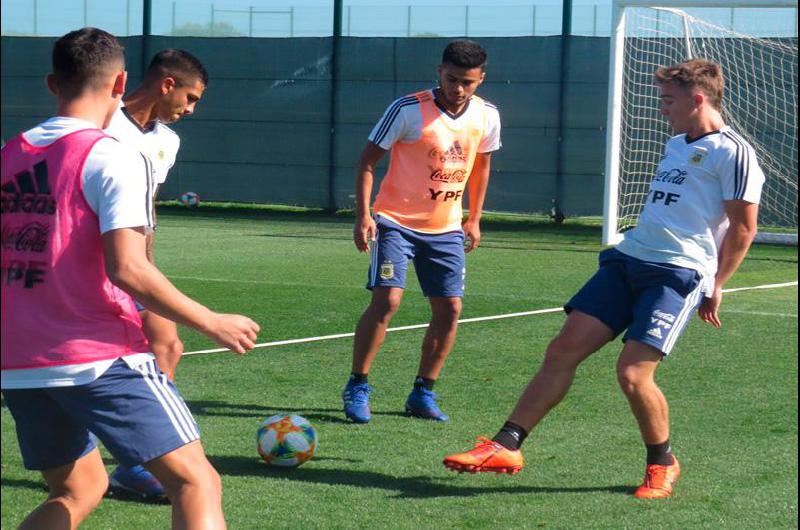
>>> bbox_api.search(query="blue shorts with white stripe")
[565,247,704,355]
[2,357,199,471]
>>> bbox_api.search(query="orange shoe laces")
[644,464,669,488]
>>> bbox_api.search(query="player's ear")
[161,76,176,95]
[112,71,127,97]
[692,91,705,108]
[45,74,58,96]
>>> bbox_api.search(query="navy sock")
[413,376,436,391]
[492,421,528,451]
[350,373,368,385]
[646,440,675,466]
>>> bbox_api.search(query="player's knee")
[51,472,108,517]
[370,294,402,318]
[616,363,651,395]
[543,334,583,369]
[434,298,462,323]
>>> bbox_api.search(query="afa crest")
[689,147,707,165]
[379,260,394,280]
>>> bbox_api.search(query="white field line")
[182,280,798,356]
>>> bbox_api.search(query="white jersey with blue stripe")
[616,125,765,293]
[368,89,501,154]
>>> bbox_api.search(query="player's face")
[437,63,485,110]
[658,82,699,134]
[158,77,205,124]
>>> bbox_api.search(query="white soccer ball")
[179,191,200,207]
[256,414,317,468]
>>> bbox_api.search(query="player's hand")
[698,287,722,328]
[205,314,260,354]
[462,219,481,253]
[354,216,376,253]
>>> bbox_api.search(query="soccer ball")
[256,414,317,468]
[179,191,200,207]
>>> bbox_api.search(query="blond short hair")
[654,59,724,111]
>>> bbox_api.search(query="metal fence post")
[553,0,573,223]
[249,6,254,37]
[33,0,38,35]
[328,0,343,211]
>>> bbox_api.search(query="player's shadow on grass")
[1,477,47,493]
[186,399,437,424]
[185,400,350,424]
[207,454,632,499]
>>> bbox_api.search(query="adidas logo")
[647,327,664,339]
[1,160,56,215]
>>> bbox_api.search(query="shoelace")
[644,465,668,488]
[348,385,371,405]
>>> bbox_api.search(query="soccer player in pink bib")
[342,40,501,423]
[1,28,259,529]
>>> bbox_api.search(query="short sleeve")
[478,103,501,153]
[82,138,154,234]
[368,96,420,150]
[717,135,765,204]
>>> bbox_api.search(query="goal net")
[603,1,798,245]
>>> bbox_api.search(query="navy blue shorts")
[367,216,466,298]
[565,248,704,355]
[2,358,200,471]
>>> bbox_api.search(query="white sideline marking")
[181,280,798,357]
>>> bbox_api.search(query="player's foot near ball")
[342,380,373,423]
[633,456,681,499]
[108,464,167,501]
[443,436,524,474]
[405,387,449,421]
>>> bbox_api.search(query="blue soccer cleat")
[342,380,373,423]
[109,464,166,501]
[405,387,449,421]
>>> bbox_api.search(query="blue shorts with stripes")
[565,248,704,355]
[367,215,466,298]
[2,358,199,471]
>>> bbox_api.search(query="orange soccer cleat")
[442,436,524,475]
[633,457,681,499]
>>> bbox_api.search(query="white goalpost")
[603,0,798,245]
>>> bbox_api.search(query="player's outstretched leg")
[617,340,680,499]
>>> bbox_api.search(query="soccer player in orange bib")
[342,40,501,423]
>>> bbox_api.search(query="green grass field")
[2,208,797,529]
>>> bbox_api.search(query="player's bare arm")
[462,152,491,252]
[102,227,260,353]
[353,141,387,253]
[698,199,759,328]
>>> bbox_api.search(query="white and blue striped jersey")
[368,89,501,154]
[105,104,180,186]
[616,125,765,293]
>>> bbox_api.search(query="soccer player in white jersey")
[1,27,259,529]
[443,59,764,499]
[103,48,206,499]
[106,48,207,382]
[341,40,501,424]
